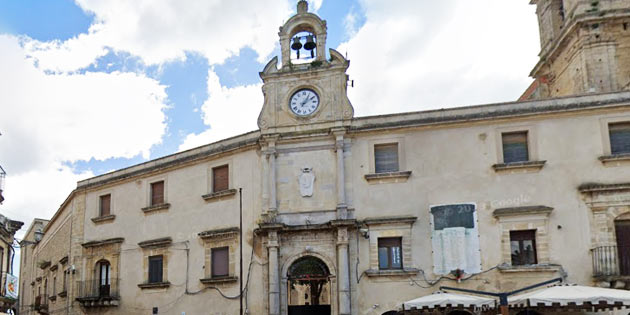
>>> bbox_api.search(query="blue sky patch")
[0,0,93,41]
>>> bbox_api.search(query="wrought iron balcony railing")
[76,278,120,300]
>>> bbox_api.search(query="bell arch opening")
[287,255,332,315]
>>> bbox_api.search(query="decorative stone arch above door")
[280,252,337,315]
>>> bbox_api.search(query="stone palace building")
[18,1,630,314]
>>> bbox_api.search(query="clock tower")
[257,0,354,135]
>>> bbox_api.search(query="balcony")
[33,295,49,314]
[591,245,630,283]
[75,279,120,308]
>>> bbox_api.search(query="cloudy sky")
[0,0,540,241]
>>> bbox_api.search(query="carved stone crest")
[298,167,315,197]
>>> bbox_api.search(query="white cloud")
[22,0,294,72]
[178,70,261,151]
[339,0,540,116]
[2,166,93,238]
[0,34,168,223]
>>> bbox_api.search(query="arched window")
[96,260,111,296]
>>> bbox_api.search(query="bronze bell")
[304,35,316,51]
[291,37,303,51]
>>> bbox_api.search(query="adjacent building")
[18,1,630,314]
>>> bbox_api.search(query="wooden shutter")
[99,194,111,216]
[151,181,164,206]
[609,122,630,155]
[615,220,630,275]
[374,143,399,173]
[213,165,229,192]
[502,131,529,163]
[148,255,163,283]
[212,247,229,277]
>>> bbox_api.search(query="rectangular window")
[378,237,402,270]
[212,165,229,192]
[609,122,630,155]
[148,255,164,283]
[510,230,537,266]
[53,277,56,295]
[150,181,164,206]
[502,131,529,163]
[99,194,111,216]
[62,271,67,292]
[374,143,399,173]
[211,247,229,277]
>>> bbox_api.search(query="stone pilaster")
[268,231,280,315]
[333,128,347,219]
[337,227,351,315]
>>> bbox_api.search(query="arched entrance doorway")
[616,216,630,275]
[287,256,331,315]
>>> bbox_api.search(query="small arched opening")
[287,255,331,315]
[95,260,111,297]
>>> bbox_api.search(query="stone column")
[337,227,351,315]
[333,129,347,219]
[268,231,280,315]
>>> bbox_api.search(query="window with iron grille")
[502,131,529,163]
[609,122,630,155]
[150,181,164,206]
[510,230,537,265]
[212,165,229,192]
[99,194,111,216]
[378,237,402,270]
[374,143,399,173]
[211,247,229,277]
[148,255,163,283]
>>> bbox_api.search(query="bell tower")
[522,0,630,100]
[257,0,354,134]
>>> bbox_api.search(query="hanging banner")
[5,273,17,299]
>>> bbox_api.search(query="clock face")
[289,89,319,116]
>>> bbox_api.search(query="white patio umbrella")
[509,284,630,310]
[402,291,496,311]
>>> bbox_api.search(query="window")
[374,143,399,173]
[510,230,537,265]
[97,260,111,296]
[148,255,163,283]
[378,238,402,270]
[62,271,67,292]
[99,194,111,216]
[609,122,630,155]
[211,247,229,277]
[212,165,229,192]
[52,277,56,296]
[150,181,165,206]
[502,131,529,163]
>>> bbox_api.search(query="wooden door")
[615,221,630,275]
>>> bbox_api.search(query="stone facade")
[522,0,630,100]
[18,2,630,315]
